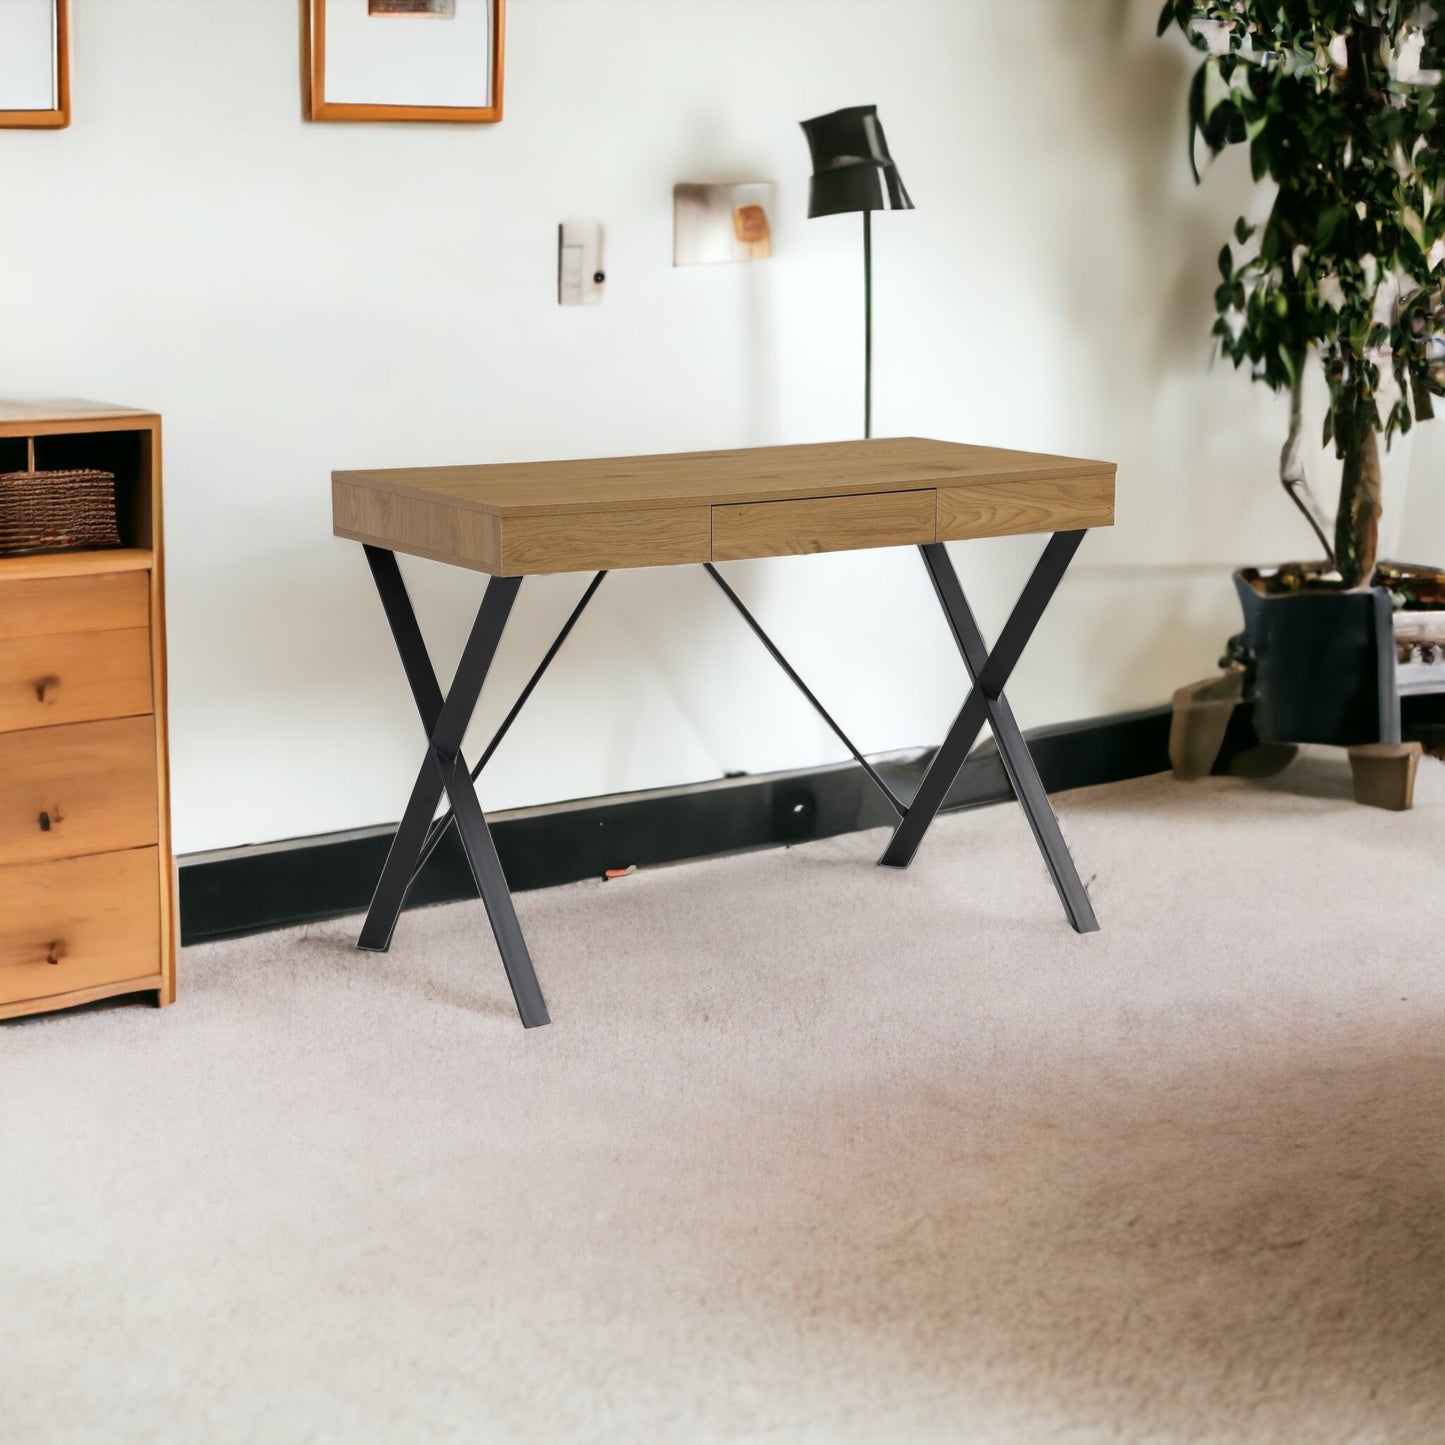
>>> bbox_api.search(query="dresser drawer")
[711,489,937,561]
[0,570,150,641]
[0,716,158,867]
[0,848,161,1007]
[0,627,152,733]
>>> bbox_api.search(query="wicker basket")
[0,439,120,556]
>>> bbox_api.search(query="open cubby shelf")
[0,427,155,556]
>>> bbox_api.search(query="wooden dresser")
[0,400,174,1019]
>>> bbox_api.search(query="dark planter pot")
[1231,567,1399,748]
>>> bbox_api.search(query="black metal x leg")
[878,532,1098,934]
[356,546,550,1028]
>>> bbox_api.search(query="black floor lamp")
[800,105,914,440]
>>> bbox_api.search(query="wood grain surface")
[0,847,160,1008]
[0,571,150,641]
[501,506,710,574]
[0,716,159,866]
[713,490,936,561]
[335,437,1115,517]
[0,628,152,734]
[0,549,154,585]
[334,437,1116,576]
[334,479,502,572]
[936,475,1116,542]
[0,400,155,432]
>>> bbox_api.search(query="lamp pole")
[863,209,873,440]
[799,106,910,441]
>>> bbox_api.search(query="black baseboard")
[178,705,1172,946]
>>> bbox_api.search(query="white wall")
[3,0,1437,856]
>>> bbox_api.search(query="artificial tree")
[1160,0,1445,591]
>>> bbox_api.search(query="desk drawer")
[712,490,936,561]
[0,716,158,867]
[936,474,1115,541]
[0,571,150,642]
[499,506,711,575]
[0,848,161,1007]
[0,627,152,733]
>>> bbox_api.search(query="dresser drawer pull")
[38,810,51,832]
[46,941,62,966]
[34,675,60,704]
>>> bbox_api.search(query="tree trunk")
[1335,25,1384,593]
[1334,399,1382,589]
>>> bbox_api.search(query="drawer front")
[0,626,152,733]
[499,506,711,575]
[711,490,937,562]
[0,847,161,1007]
[0,716,158,867]
[936,474,1115,542]
[0,571,150,642]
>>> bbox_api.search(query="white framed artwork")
[305,0,503,123]
[0,0,68,129]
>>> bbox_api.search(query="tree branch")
[1280,373,1338,564]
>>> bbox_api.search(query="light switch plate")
[558,221,605,305]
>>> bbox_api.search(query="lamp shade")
[800,105,913,218]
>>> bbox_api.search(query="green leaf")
[1217,245,1233,281]
[1187,67,1206,183]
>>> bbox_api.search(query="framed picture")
[674,184,776,266]
[304,0,504,123]
[0,0,69,130]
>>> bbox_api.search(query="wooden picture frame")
[0,0,69,130]
[304,0,504,123]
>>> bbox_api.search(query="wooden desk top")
[333,437,1115,577]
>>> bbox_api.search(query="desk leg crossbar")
[406,570,607,887]
[355,530,1095,1029]
[703,563,906,817]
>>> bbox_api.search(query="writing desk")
[334,438,1116,1028]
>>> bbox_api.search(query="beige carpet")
[3,752,1445,1444]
